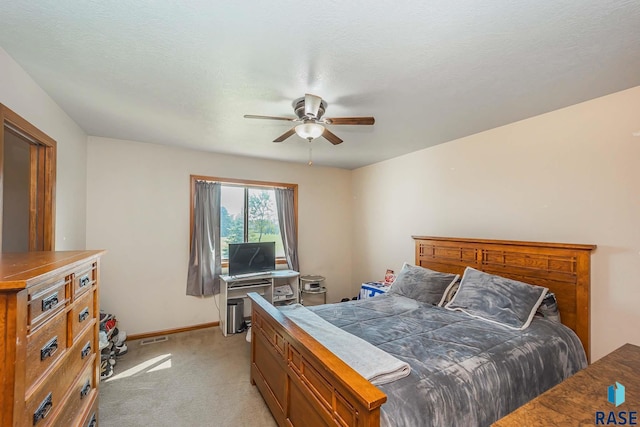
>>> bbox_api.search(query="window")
[190,176,297,265]
[220,185,283,258]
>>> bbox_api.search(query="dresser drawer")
[26,309,68,391]
[73,264,96,299]
[28,277,68,330]
[53,357,97,427]
[26,367,72,427]
[71,290,95,343]
[73,324,97,374]
[25,325,95,425]
[80,393,98,427]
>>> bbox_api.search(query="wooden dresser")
[493,343,640,426]
[0,251,105,427]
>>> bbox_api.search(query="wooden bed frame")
[248,236,596,427]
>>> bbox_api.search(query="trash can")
[227,298,245,334]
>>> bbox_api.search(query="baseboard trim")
[128,321,219,341]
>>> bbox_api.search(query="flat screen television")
[228,242,276,276]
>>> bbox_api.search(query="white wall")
[0,47,88,249]
[352,86,640,362]
[86,137,352,335]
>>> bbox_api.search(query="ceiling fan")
[244,93,375,145]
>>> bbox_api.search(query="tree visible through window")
[220,186,285,259]
[190,176,297,266]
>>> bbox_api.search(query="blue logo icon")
[608,382,625,407]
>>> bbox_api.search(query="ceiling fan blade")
[304,94,322,118]
[324,117,375,125]
[321,128,343,145]
[273,127,297,142]
[244,114,296,122]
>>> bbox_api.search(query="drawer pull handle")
[41,293,59,312]
[86,412,97,427]
[81,341,91,359]
[80,380,91,399]
[40,337,58,361]
[33,392,52,425]
[79,307,90,322]
[79,275,91,288]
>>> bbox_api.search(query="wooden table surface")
[493,343,640,426]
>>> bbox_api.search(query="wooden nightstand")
[493,343,640,426]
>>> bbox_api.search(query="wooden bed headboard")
[413,236,596,361]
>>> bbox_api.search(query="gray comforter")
[308,294,587,427]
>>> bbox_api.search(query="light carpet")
[99,327,277,427]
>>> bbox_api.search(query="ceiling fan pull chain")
[308,140,313,166]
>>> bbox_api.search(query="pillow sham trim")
[446,287,548,331]
[445,267,549,330]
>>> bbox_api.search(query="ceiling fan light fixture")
[295,122,324,140]
[245,93,374,145]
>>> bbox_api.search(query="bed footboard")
[248,293,386,427]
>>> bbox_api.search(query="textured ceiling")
[1,1,639,169]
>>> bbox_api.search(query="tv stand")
[230,271,271,280]
[219,270,299,336]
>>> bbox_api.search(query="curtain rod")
[194,179,294,190]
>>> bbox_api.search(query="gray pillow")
[388,263,459,306]
[445,267,548,330]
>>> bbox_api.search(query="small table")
[299,275,327,305]
[492,343,640,426]
[358,282,392,299]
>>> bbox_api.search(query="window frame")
[189,175,298,267]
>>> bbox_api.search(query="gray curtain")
[186,181,221,296]
[275,188,299,272]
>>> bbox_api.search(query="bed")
[248,236,596,427]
